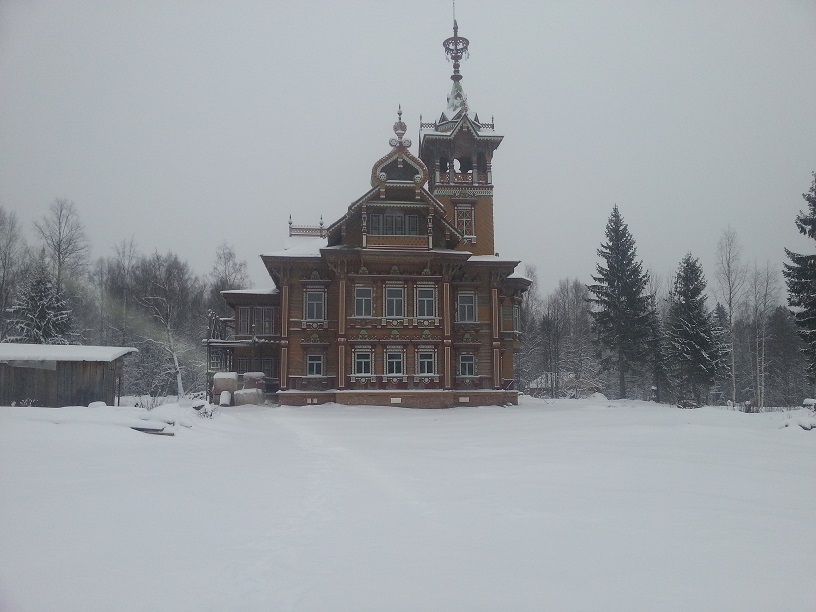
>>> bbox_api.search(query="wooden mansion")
[204,22,531,407]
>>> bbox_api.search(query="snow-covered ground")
[1,397,814,611]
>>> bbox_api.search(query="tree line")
[0,198,251,398]
[516,172,816,409]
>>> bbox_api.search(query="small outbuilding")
[0,344,137,407]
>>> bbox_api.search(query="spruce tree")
[587,205,652,398]
[783,172,816,377]
[8,258,72,344]
[667,254,723,404]
[644,295,670,403]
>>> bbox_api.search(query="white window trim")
[306,354,324,376]
[353,286,373,318]
[304,289,326,321]
[456,292,477,323]
[458,353,477,377]
[415,349,437,376]
[384,285,406,318]
[415,286,437,319]
[353,350,373,375]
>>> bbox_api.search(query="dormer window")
[368,210,422,236]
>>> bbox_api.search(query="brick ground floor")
[277,389,519,408]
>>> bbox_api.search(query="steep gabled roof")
[324,110,464,244]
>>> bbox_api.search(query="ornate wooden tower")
[419,19,503,257]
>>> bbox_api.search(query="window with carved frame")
[416,348,436,375]
[354,286,372,317]
[458,354,476,376]
[306,354,323,376]
[455,203,475,238]
[305,290,325,321]
[415,286,436,318]
[385,286,405,318]
[353,350,372,375]
[386,349,404,375]
[457,292,477,322]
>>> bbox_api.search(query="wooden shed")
[0,344,137,407]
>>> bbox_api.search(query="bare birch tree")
[715,228,747,405]
[748,261,780,409]
[34,198,89,293]
[0,206,25,341]
[208,242,251,317]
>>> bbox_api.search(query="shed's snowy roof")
[262,235,327,259]
[0,344,137,362]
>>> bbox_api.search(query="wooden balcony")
[366,235,428,249]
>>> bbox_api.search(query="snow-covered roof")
[468,255,521,264]
[221,288,279,296]
[262,235,327,259]
[508,270,533,282]
[0,344,137,363]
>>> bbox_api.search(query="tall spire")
[443,11,469,83]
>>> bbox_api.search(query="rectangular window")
[417,352,435,375]
[306,291,324,321]
[354,352,372,375]
[513,304,520,331]
[416,287,435,318]
[385,287,404,317]
[369,214,382,235]
[307,355,323,376]
[256,307,275,335]
[459,354,476,376]
[384,212,404,235]
[455,205,474,237]
[261,358,277,378]
[238,307,250,335]
[407,214,419,235]
[254,307,273,336]
[355,287,372,317]
[386,351,404,375]
[237,357,250,374]
[209,352,222,370]
[457,293,476,322]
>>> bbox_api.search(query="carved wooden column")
[337,268,347,389]
[280,275,290,391]
[442,269,453,390]
[491,278,501,390]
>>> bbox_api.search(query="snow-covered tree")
[587,205,652,398]
[783,171,816,377]
[644,295,671,402]
[132,251,206,397]
[8,256,73,344]
[667,254,724,403]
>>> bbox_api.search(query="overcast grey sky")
[1,0,815,296]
